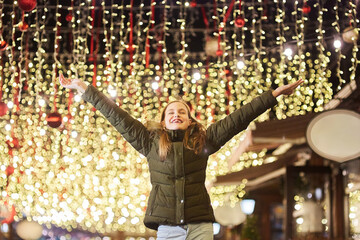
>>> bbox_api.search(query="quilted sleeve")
[206,90,277,153]
[82,85,151,156]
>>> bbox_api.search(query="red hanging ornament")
[126,45,135,53]
[6,138,20,150]
[302,4,311,14]
[0,102,8,116]
[5,166,14,176]
[235,16,245,28]
[18,0,37,12]
[6,137,20,156]
[0,40,8,51]
[46,112,62,128]
[216,49,223,56]
[262,13,268,21]
[66,13,73,22]
[190,0,197,7]
[18,21,29,32]
[88,55,95,62]
[224,68,232,77]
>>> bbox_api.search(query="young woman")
[59,74,303,240]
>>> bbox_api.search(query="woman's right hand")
[59,74,88,93]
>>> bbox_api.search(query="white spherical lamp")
[240,199,256,215]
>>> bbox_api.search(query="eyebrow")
[166,107,187,112]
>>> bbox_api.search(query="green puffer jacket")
[82,85,277,230]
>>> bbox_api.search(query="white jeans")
[156,223,214,240]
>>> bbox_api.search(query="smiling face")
[162,101,192,130]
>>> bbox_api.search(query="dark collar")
[167,129,186,142]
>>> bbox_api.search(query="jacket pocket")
[148,184,159,216]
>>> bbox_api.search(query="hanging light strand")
[348,0,358,84]
[333,0,345,90]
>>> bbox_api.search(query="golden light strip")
[348,0,359,84]
[334,0,345,90]
[0,1,347,235]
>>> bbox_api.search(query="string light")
[333,39,341,49]
[0,0,357,235]
[284,47,293,58]
[347,0,359,84]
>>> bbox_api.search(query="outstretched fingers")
[273,79,304,97]
[282,79,304,95]
[293,79,304,89]
[59,74,70,87]
[59,74,65,86]
[288,79,303,92]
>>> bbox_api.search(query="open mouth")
[171,118,183,123]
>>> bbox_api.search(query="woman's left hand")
[272,79,304,97]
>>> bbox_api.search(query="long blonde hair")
[146,100,206,160]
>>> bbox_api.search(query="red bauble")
[302,4,311,14]
[18,0,37,12]
[224,68,232,77]
[126,45,134,53]
[235,16,245,28]
[5,166,14,176]
[190,0,197,7]
[6,138,20,150]
[66,13,73,22]
[216,49,223,56]
[19,21,29,32]
[6,137,20,156]
[0,40,8,51]
[46,112,62,128]
[0,102,8,116]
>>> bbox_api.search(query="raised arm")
[206,79,303,152]
[59,74,152,156]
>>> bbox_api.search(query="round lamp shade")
[214,202,246,226]
[306,109,360,162]
[240,199,256,215]
[16,220,43,240]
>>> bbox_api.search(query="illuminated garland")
[349,190,360,235]
[348,0,359,83]
[0,0,357,235]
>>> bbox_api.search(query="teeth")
[171,119,182,123]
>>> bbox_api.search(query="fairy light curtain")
[0,0,358,235]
